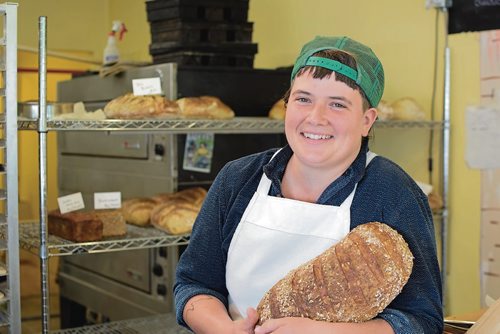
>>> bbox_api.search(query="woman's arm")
[353,158,443,333]
[184,295,259,334]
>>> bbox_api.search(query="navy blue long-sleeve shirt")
[174,142,443,333]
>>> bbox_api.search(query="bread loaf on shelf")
[268,99,286,120]
[376,100,394,121]
[176,96,235,119]
[48,210,103,242]
[150,200,200,235]
[104,93,180,119]
[92,209,127,237]
[390,97,426,121]
[257,222,413,324]
[122,198,160,226]
[174,187,207,206]
[150,187,207,235]
[153,187,207,206]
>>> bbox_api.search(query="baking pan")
[18,101,74,119]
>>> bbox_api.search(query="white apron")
[226,151,377,319]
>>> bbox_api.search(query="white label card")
[132,78,162,96]
[58,192,85,214]
[94,192,122,209]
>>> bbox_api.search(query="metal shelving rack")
[20,118,447,332]
[23,16,450,334]
[0,3,20,333]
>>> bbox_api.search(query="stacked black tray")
[146,0,257,67]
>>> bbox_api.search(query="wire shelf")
[51,314,190,334]
[16,117,445,133]
[375,120,445,129]
[12,222,189,257]
[17,117,286,133]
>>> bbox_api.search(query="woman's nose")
[307,103,328,124]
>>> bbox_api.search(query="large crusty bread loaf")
[150,187,207,235]
[257,222,413,324]
[122,198,160,226]
[104,93,180,119]
[150,200,200,235]
[153,187,207,206]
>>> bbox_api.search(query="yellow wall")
[15,0,482,316]
[18,51,95,220]
[16,0,150,63]
[249,0,482,316]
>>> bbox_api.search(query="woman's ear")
[362,107,378,136]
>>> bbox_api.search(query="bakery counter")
[12,222,189,257]
[52,313,190,334]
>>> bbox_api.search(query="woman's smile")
[301,132,334,140]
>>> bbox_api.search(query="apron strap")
[366,151,377,165]
[256,149,281,194]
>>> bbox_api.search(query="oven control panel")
[151,246,181,303]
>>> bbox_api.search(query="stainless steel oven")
[56,64,289,327]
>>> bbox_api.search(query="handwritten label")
[58,192,85,214]
[94,192,122,209]
[132,78,162,96]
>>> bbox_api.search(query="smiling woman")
[283,71,377,197]
[174,36,443,334]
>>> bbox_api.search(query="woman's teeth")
[303,132,332,140]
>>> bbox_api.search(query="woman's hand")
[254,317,316,334]
[230,308,260,334]
[184,296,259,334]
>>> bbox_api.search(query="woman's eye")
[295,97,310,103]
[331,102,347,109]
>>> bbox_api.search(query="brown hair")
[283,49,371,111]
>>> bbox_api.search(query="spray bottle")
[102,21,127,66]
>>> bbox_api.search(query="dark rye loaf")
[48,210,103,242]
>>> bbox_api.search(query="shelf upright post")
[2,2,21,333]
[440,8,451,312]
[37,15,50,334]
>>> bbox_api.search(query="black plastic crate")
[149,41,257,56]
[150,20,253,44]
[146,0,249,23]
[152,51,254,67]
